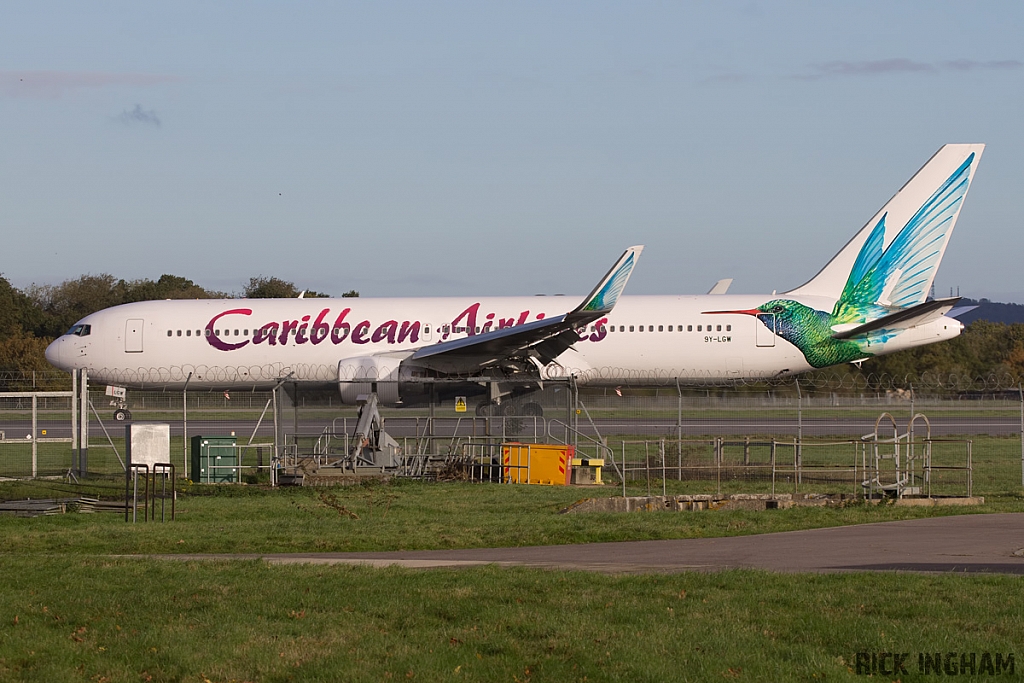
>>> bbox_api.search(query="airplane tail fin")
[786,144,984,312]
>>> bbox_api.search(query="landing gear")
[520,402,543,418]
[497,401,545,435]
[106,385,131,422]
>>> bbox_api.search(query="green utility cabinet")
[190,435,238,483]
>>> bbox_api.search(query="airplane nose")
[45,338,63,368]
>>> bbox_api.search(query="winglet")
[571,245,643,318]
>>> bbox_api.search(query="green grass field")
[2,558,1021,682]
[2,446,1024,681]
[2,479,1024,556]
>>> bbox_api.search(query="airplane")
[46,144,984,419]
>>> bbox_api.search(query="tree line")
[0,273,356,376]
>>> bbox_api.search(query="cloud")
[118,104,161,127]
[796,58,1022,80]
[0,70,179,99]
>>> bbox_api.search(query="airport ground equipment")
[502,442,574,485]
[191,435,239,483]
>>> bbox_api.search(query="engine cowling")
[337,353,444,407]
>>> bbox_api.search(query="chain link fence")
[1,373,1022,499]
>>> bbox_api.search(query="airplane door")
[755,314,776,347]
[125,319,144,353]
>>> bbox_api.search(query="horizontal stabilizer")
[947,305,978,320]
[831,297,960,340]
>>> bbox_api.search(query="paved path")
[157,513,1024,575]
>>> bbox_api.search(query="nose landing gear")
[106,385,132,421]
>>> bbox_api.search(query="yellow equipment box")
[502,443,574,485]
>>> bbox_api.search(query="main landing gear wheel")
[476,402,499,417]
[520,402,543,418]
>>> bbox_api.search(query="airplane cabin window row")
[167,322,734,339]
[603,324,732,333]
[167,329,251,337]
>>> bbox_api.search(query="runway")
[155,512,1024,575]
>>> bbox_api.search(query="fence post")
[1019,384,1023,488]
[71,369,78,472]
[676,377,683,480]
[716,437,722,497]
[621,440,626,498]
[182,372,192,480]
[31,394,37,478]
[660,438,666,497]
[795,378,802,485]
[78,368,88,477]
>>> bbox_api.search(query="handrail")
[546,418,617,477]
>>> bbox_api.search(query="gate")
[0,391,75,478]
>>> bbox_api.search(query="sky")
[2,1,1023,301]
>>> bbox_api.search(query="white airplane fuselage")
[43,144,984,403]
[45,294,962,397]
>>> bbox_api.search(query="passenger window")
[687,325,692,332]
[186,330,191,337]
[726,325,732,332]
[234,329,239,336]
[424,325,431,334]
[697,325,702,332]
[659,325,664,332]
[167,330,172,337]
[176,330,182,337]
[619,326,624,332]
[629,325,634,332]
[205,329,211,337]
[716,325,722,332]
[667,325,672,332]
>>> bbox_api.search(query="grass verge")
[1,558,1021,682]
[1,479,1023,555]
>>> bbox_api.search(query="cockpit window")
[66,324,91,337]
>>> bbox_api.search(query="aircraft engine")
[337,354,430,407]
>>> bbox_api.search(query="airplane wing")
[407,246,643,375]
[831,297,959,340]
